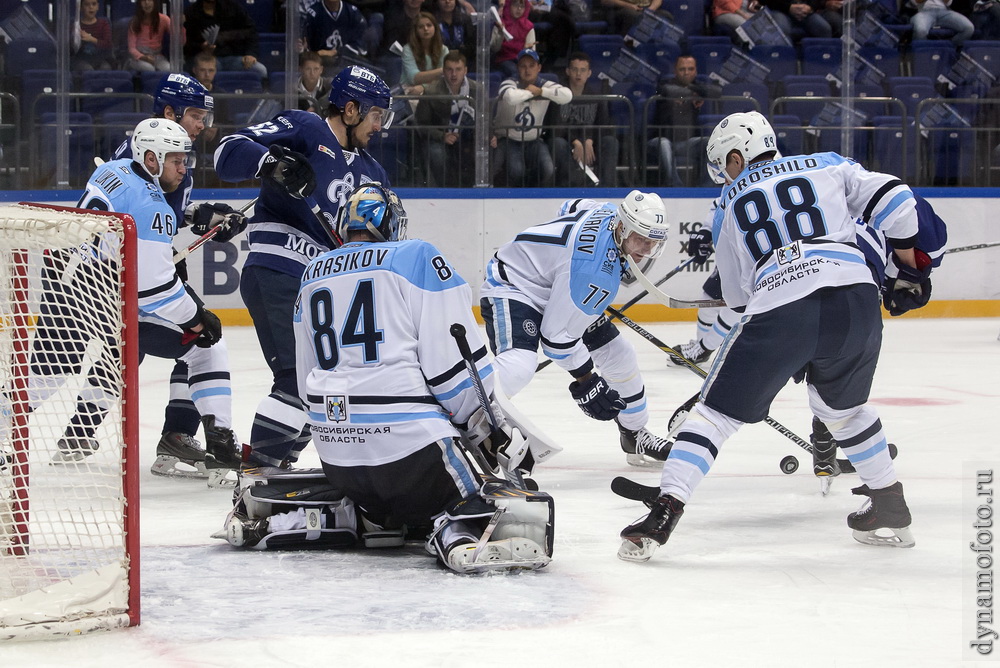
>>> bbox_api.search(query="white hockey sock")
[809,390,896,490]
[659,402,741,503]
[590,335,647,429]
[700,309,737,352]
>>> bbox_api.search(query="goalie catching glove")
[259,145,316,200]
[883,250,932,317]
[185,202,248,243]
[569,373,626,421]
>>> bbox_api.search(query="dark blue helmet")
[337,183,407,242]
[328,66,394,129]
[154,73,214,125]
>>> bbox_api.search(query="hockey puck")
[780,455,799,474]
[888,443,898,459]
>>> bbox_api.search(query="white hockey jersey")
[293,239,493,467]
[77,158,201,329]
[712,152,918,314]
[480,201,622,375]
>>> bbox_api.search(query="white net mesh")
[0,203,134,637]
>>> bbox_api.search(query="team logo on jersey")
[523,320,538,337]
[318,144,337,159]
[776,240,802,265]
[326,395,349,422]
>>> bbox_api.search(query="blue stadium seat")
[468,71,502,98]
[926,124,977,185]
[689,43,732,75]
[268,70,287,95]
[661,0,706,37]
[910,40,957,81]
[633,41,682,74]
[98,111,148,158]
[578,35,625,77]
[258,33,286,78]
[750,45,798,86]
[775,78,831,123]
[214,71,265,120]
[858,46,901,81]
[5,37,55,76]
[610,81,654,130]
[576,21,610,35]
[367,130,410,185]
[872,115,914,180]
[242,0,274,33]
[853,82,890,117]
[80,70,136,117]
[963,42,1000,71]
[683,35,730,49]
[37,112,96,187]
[771,114,805,156]
[801,38,842,77]
[717,82,768,115]
[107,0,138,22]
[887,78,937,118]
[20,68,57,120]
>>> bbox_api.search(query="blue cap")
[517,48,540,63]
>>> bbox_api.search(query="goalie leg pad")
[429,481,555,573]
[216,468,358,550]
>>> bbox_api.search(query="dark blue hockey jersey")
[214,109,390,278]
[301,0,368,54]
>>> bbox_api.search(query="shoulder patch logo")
[318,144,337,159]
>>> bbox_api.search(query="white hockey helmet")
[131,118,192,178]
[614,190,669,260]
[706,111,781,184]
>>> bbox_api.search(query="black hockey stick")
[450,323,528,490]
[605,305,815,457]
[534,257,698,373]
[945,240,1000,254]
[611,476,659,506]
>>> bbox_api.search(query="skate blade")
[617,536,659,562]
[49,451,96,465]
[206,468,238,488]
[819,476,833,496]
[150,455,208,479]
[852,526,915,548]
[626,453,665,468]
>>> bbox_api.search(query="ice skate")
[618,494,685,562]
[618,421,671,467]
[668,339,712,367]
[202,416,242,488]
[811,417,840,496]
[847,482,914,548]
[446,537,550,574]
[216,511,269,548]
[50,436,100,464]
[150,432,208,479]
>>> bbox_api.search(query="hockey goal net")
[0,202,139,639]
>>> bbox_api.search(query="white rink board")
[28,195,1000,310]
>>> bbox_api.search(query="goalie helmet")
[706,111,781,184]
[337,183,407,242]
[131,118,192,179]
[329,66,394,129]
[614,190,669,261]
[153,73,214,126]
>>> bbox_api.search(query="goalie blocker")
[215,468,554,574]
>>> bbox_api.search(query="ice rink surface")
[5,318,999,667]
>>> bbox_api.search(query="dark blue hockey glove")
[259,145,316,200]
[569,373,627,421]
[883,250,932,317]
[687,229,714,265]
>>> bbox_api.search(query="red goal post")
[0,202,140,639]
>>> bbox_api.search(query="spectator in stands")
[527,0,576,68]
[759,0,834,39]
[492,0,536,79]
[960,0,1000,39]
[301,0,372,76]
[548,51,619,187]
[124,0,174,73]
[712,0,761,43]
[911,0,975,44]
[382,0,425,55]
[190,52,223,146]
[597,0,663,36]
[648,54,720,187]
[296,51,333,115]
[820,0,845,36]
[493,48,572,187]
[183,0,268,79]
[402,11,450,93]
[416,50,482,186]
[73,0,114,72]
[433,0,476,62]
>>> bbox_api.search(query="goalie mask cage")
[0,203,139,640]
